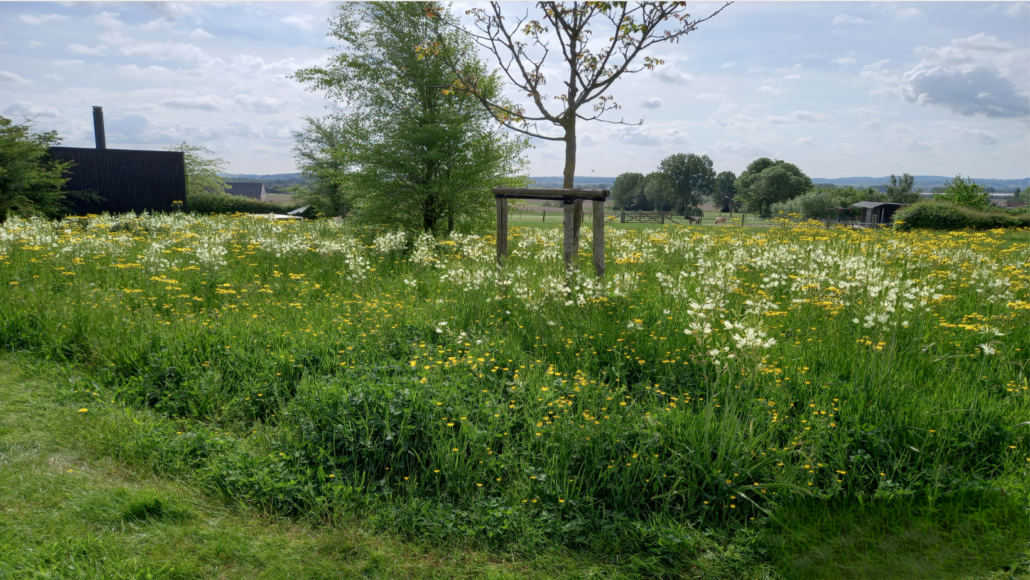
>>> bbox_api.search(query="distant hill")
[812,176,1029,191]
[529,176,616,189]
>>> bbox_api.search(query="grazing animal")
[714,216,726,225]
[685,215,701,224]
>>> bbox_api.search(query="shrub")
[894,200,1029,231]
[187,193,314,217]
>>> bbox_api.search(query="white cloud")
[781,74,801,81]
[894,7,924,19]
[233,95,285,114]
[719,62,736,69]
[694,93,724,101]
[653,67,694,85]
[42,73,65,81]
[832,14,868,25]
[90,11,124,29]
[0,71,31,84]
[280,14,317,30]
[1004,3,1030,17]
[796,137,820,147]
[3,102,60,118]
[119,42,210,62]
[640,97,663,109]
[139,18,174,32]
[793,110,828,123]
[860,120,881,131]
[99,31,134,46]
[765,115,791,125]
[756,86,780,95]
[831,57,855,67]
[715,141,768,157]
[225,121,263,139]
[51,59,85,67]
[615,125,691,147]
[957,128,999,145]
[19,14,68,25]
[163,95,232,111]
[67,44,108,55]
[189,28,214,39]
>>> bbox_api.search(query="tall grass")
[1,213,1027,570]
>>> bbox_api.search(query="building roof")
[224,182,265,199]
[851,201,908,209]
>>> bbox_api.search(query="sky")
[1,1,1028,179]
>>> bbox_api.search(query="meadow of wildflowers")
[1,213,1027,566]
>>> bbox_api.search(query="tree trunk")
[562,116,583,266]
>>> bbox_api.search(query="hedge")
[893,201,1029,231]
[186,193,315,218]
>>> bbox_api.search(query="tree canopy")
[165,142,227,198]
[934,174,989,209]
[0,115,72,223]
[713,170,738,211]
[886,173,920,204]
[294,2,527,234]
[658,153,715,212]
[734,158,812,216]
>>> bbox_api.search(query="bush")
[187,193,314,217]
[894,201,1029,231]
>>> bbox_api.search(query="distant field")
[265,193,295,204]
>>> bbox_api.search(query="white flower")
[547,321,556,326]
[979,343,997,355]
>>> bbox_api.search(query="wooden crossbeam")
[492,187,609,201]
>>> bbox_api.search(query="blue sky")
[2,2,1028,179]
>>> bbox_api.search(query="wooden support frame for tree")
[492,187,609,277]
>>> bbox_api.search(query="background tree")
[886,173,920,204]
[734,158,812,216]
[0,115,73,223]
[294,2,528,234]
[657,152,714,214]
[713,170,737,212]
[643,171,674,211]
[430,1,729,254]
[290,116,352,218]
[1014,187,1023,202]
[934,174,989,209]
[166,142,227,198]
[610,172,644,210]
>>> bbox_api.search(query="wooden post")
[542,210,546,222]
[660,212,665,225]
[563,201,575,272]
[496,197,508,265]
[741,213,745,227]
[592,200,605,278]
[620,210,625,223]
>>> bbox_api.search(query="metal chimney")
[92,106,106,149]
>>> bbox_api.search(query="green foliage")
[0,115,73,223]
[291,116,353,218]
[772,186,887,219]
[657,153,715,213]
[293,2,528,234]
[642,171,674,211]
[187,192,310,216]
[165,142,227,198]
[610,172,644,210]
[713,170,738,211]
[933,174,989,209]
[886,173,921,204]
[894,200,1029,231]
[734,158,812,216]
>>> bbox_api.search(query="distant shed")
[851,201,908,227]
[46,107,187,216]
[48,146,188,215]
[224,182,267,201]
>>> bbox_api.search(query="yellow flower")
[78,408,88,413]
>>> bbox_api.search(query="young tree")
[657,152,715,214]
[610,172,644,210]
[886,173,919,203]
[734,158,812,216]
[712,170,737,212]
[291,116,352,218]
[165,142,227,197]
[933,174,989,209]
[294,2,528,234]
[0,115,73,223]
[429,1,729,254]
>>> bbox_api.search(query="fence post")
[496,197,508,265]
[741,213,745,227]
[563,201,576,273]
[620,210,625,223]
[542,210,546,222]
[592,200,605,278]
[660,212,665,225]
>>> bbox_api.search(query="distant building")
[851,201,908,227]
[224,182,267,201]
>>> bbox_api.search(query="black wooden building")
[46,107,188,216]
